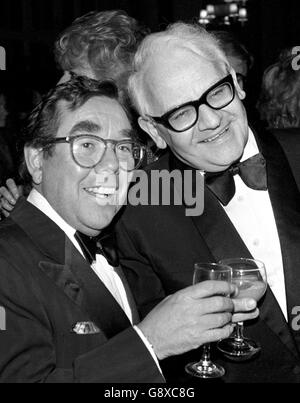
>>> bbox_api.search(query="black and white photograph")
[0,0,300,387]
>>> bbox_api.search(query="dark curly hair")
[257,47,300,128]
[18,75,133,186]
[54,10,149,90]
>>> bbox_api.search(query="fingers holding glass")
[185,263,232,379]
[217,258,267,361]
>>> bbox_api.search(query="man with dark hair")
[0,75,254,382]
[0,9,154,205]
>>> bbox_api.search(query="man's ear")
[24,146,43,185]
[230,68,246,101]
[138,117,167,149]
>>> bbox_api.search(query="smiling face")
[33,96,133,236]
[140,45,249,172]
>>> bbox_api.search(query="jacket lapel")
[64,238,132,338]
[39,260,84,307]
[11,198,132,339]
[170,148,300,358]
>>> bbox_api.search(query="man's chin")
[81,212,117,235]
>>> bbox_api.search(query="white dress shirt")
[222,129,288,320]
[27,189,161,371]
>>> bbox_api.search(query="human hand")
[138,280,236,360]
[0,179,21,218]
[232,290,259,323]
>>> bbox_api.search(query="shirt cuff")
[133,325,163,375]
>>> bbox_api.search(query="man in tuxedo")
[115,23,300,382]
[0,9,149,210]
[0,75,254,382]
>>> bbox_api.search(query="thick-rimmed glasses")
[50,135,145,172]
[148,74,235,133]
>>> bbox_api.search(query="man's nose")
[197,104,222,131]
[94,145,119,173]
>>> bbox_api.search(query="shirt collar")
[240,128,259,162]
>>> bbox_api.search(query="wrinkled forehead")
[142,44,228,114]
[56,96,132,137]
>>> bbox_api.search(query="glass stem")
[201,343,212,365]
[234,321,245,344]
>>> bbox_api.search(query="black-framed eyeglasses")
[50,135,146,172]
[148,74,235,133]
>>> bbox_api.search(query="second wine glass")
[217,258,267,361]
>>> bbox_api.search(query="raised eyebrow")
[69,120,101,136]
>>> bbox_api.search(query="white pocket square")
[71,321,101,335]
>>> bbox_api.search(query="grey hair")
[128,22,230,115]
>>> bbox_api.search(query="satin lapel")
[193,188,253,261]
[39,259,84,307]
[171,150,299,358]
[259,287,299,358]
[10,197,65,263]
[11,198,132,338]
[258,132,300,356]
[64,238,132,339]
[197,185,299,357]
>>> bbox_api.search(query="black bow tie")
[75,231,119,267]
[205,153,267,206]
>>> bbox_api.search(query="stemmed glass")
[185,263,232,379]
[217,258,267,361]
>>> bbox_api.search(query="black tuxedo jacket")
[116,131,300,383]
[0,198,163,383]
[268,127,300,191]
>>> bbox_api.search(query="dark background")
[1,0,300,107]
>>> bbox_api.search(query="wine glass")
[217,258,267,361]
[185,263,232,379]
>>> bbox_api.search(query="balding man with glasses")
[116,23,300,383]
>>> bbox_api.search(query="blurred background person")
[257,46,300,189]
[212,30,254,91]
[211,29,259,124]
[54,10,149,89]
[257,47,300,129]
[54,10,159,165]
